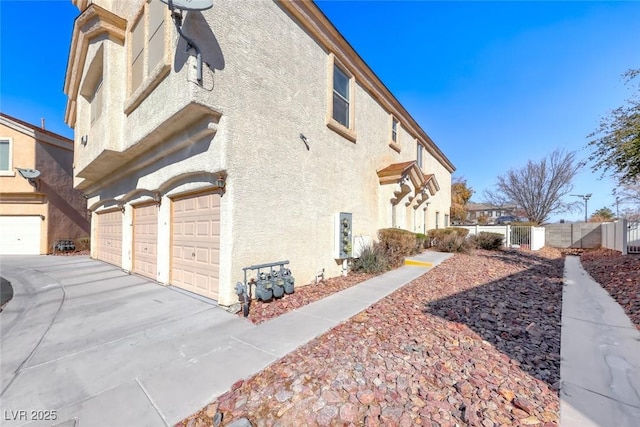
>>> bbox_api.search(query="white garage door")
[0,216,41,255]
[96,210,122,267]
[133,204,158,280]
[171,192,220,300]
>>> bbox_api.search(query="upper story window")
[391,118,398,143]
[126,0,170,113]
[388,115,401,152]
[326,53,356,142]
[91,78,103,124]
[417,142,423,168]
[333,65,350,128]
[0,138,13,175]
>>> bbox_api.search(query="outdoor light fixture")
[571,193,592,222]
[81,135,88,146]
[215,175,226,190]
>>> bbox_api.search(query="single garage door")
[171,192,220,300]
[0,216,41,255]
[133,204,158,280]
[96,210,122,267]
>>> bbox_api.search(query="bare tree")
[483,149,581,224]
[614,180,640,219]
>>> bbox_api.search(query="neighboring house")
[0,113,90,254]
[63,0,455,306]
[466,202,517,224]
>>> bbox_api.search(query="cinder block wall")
[545,223,602,249]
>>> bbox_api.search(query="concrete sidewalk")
[0,251,451,427]
[560,256,640,427]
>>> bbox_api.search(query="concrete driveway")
[0,255,257,427]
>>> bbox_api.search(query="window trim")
[0,137,14,176]
[124,0,171,115]
[326,53,356,142]
[388,114,401,153]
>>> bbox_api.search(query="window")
[91,78,103,124]
[445,214,450,227]
[126,0,169,112]
[333,65,350,128]
[388,115,401,152]
[436,211,440,229]
[391,118,398,142]
[417,142,423,169]
[0,138,12,175]
[326,54,356,142]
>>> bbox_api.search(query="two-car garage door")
[171,192,220,300]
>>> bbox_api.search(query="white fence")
[457,225,546,251]
[630,221,640,254]
[602,220,628,255]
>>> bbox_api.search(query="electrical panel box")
[334,212,353,259]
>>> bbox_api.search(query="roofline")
[0,113,74,151]
[277,0,455,173]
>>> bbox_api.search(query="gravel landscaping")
[180,248,564,427]
[580,248,640,330]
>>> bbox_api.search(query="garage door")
[0,216,41,255]
[171,192,220,300]
[96,210,122,267]
[133,204,158,280]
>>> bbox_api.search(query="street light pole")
[571,194,592,222]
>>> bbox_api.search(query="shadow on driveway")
[424,250,564,388]
[1,276,13,310]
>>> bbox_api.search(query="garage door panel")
[133,204,158,280]
[96,211,122,267]
[171,192,220,300]
[0,216,42,255]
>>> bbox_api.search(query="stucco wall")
[36,140,90,250]
[72,0,454,306]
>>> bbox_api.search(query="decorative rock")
[357,390,376,405]
[513,397,535,415]
[316,405,338,426]
[520,415,541,425]
[339,402,357,423]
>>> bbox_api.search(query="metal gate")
[629,221,640,254]
[510,226,531,249]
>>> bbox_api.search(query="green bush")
[435,232,472,253]
[351,243,389,274]
[378,228,417,267]
[469,232,504,250]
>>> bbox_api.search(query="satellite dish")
[17,168,41,179]
[160,0,213,11]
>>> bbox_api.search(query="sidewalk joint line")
[135,378,170,427]
[230,336,280,358]
[564,315,637,330]
[562,380,640,410]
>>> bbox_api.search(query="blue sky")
[2,1,639,222]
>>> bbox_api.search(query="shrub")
[426,227,470,247]
[415,233,428,251]
[351,243,389,274]
[74,237,91,251]
[469,232,504,250]
[435,232,472,253]
[378,228,417,267]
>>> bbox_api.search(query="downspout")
[168,0,203,84]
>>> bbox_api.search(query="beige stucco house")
[64,0,455,306]
[0,113,90,254]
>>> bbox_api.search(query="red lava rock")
[513,397,535,414]
[357,390,376,405]
[179,249,564,426]
[339,402,357,423]
[316,405,338,426]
